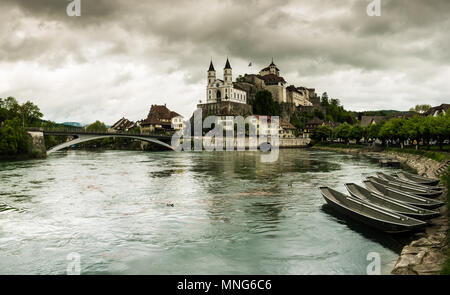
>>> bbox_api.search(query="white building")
[206,59,247,104]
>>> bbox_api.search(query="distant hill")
[356,110,403,117]
[61,122,83,128]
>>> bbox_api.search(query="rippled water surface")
[0,149,406,274]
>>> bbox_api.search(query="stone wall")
[28,131,47,157]
[197,101,253,117]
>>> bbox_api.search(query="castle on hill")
[202,58,319,110]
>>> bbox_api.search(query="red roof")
[141,105,182,126]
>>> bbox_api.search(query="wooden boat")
[319,187,426,233]
[377,172,443,191]
[397,171,440,186]
[370,175,442,198]
[345,183,439,220]
[364,180,444,209]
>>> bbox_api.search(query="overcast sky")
[0,0,449,125]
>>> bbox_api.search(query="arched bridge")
[27,128,175,155]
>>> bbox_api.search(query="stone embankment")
[313,146,449,275]
[28,131,47,157]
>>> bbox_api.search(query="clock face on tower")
[216,83,220,87]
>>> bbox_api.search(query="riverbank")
[312,144,449,275]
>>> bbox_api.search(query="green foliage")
[334,122,352,142]
[86,120,107,132]
[409,104,432,114]
[312,125,332,141]
[349,125,363,140]
[31,149,43,159]
[252,90,279,116]
[0,118,31,156]
[366,120,385,139]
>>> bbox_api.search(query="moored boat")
[397,171,440,186]
[364,180,445,209]
[319,187,426,233]
[345,183,439,220]
[376,172,443,191]
[370,175,442,198]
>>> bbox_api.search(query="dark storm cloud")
[0,0,449,123]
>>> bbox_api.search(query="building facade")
[206,59,247,104]
[141,104,184,133]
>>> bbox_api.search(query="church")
[206,58,248,104]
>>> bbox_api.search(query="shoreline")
[312,145,449,275]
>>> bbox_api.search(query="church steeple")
[224,58,232,84]
[208,60,216,85]
[224,58,232,69]
[208,60,215,72]
[270,57,276,66]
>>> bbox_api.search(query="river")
[0,149,407,274]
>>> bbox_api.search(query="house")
[303,118,325,138]
[425,104,450,117]
[140,104,184,134]
[108,117,138,133]
[279,120,297,138]
[360,116,386,127]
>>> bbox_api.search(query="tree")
[334,122,352,144]
[313,125,332,142]
[321,92,329,106]
[0,118,31,156]
[409,104,432,114]
[86,120,107,132]
[20,101,43,127]
[349,125,363,142]
[253,90,279,116]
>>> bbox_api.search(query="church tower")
[224,58,232,85]
[208,60,216,85]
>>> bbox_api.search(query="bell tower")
[208,60,216,85]
[224,58,232,85]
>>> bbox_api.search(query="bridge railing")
[26,127,174,138]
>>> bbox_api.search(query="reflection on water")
[0,149,405,274]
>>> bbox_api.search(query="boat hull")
[320,188,426,233]
[322,195,424,233]
[371,175,442,198]
[345,183,440,220]
[364,180,445,210]
[397,172,440,186]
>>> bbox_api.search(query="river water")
[0,149,407,274]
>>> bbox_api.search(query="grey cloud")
[0,0,449,122]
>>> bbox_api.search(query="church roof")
[224,58,232,69]
[208,61,215,71]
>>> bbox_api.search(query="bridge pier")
[27,131,47,157]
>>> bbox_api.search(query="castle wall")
[197,101,253,117]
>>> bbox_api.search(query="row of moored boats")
[320,171,445,233]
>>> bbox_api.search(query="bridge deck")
[26,128,173,140]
